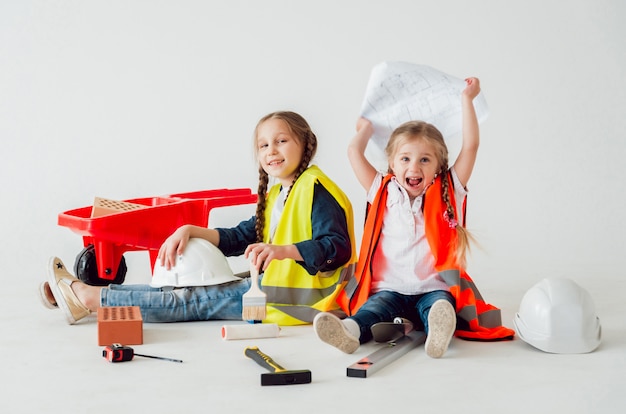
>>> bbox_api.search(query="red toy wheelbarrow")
[58,188,257,285]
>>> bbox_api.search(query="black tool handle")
[244,346,284,373]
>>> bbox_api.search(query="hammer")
[244,346,312,386]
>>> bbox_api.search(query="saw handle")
[244,346,285,373]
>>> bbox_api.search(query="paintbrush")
[241,254,267,321]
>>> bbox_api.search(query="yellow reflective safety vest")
[338,173,515,341]
[262,165,356,325]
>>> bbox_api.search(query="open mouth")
[406,177,423,188]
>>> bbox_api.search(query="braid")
[441,172,471,266]
[440,173,455,223]
[283,130,316,204]
[254,166,269,242]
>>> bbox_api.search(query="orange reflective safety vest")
[337,173,515,341]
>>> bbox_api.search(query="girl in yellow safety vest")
[41,111,356,326]
[315,78,514,358]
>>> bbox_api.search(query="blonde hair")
[386,120,472,265]
[252,111,317,242]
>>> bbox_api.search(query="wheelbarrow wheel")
[74,244,127,286]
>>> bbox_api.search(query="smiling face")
[389,136,441,199]
[256,117,304,188]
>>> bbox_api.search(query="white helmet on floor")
[513,278,601,354]
[151,238,241,288]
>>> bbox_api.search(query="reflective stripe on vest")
[262,263,355,306]
[261,165,356,325]
[439,269,505,330]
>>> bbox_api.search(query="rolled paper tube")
[221,323,280,340]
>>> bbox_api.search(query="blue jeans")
[350,290,455,343]
[101,278,252,323]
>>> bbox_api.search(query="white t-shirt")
[269,186,288,242]
[367,168,468,295]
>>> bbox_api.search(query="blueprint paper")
[360,62,489,151]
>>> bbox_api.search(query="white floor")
[3,254,625,414]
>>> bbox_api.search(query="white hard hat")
[513,278,601,354]
[151,238,241,288]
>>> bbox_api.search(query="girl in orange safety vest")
[314,77,514,358]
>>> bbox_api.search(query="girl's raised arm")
[348,117,378,191]
[452,77,481,188]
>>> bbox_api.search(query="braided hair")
[386,121,472,265]
[252,111,318,243]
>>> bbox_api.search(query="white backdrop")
[1,0,625,295]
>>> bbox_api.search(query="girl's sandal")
[39,281,58,309]
[47,256,91,324]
